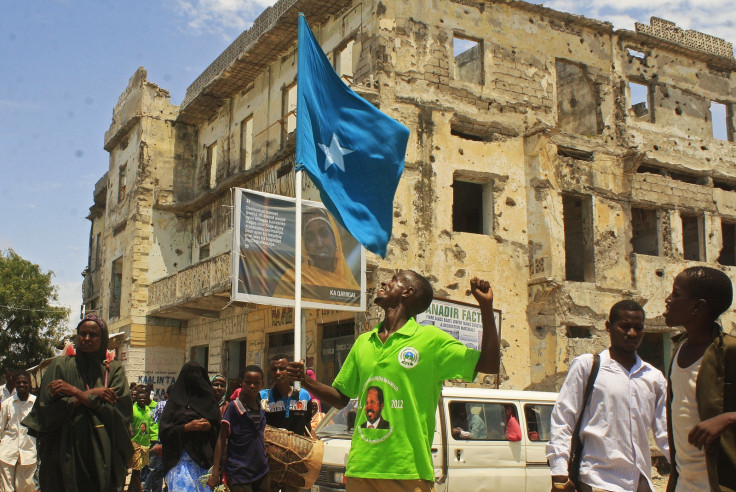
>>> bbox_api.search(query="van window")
[449,401,521,441]
[524,403,554,442]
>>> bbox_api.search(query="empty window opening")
[118,163,127,203]
[452,178,493,235]
[451,127,488,141]
[562,194,594,282]
[453,36,483,85]
[637,333,665,372]
[110,257,123,318]
[668,171,699,185]
[207,142,218,189]
[710,101,729,141]
[636,164,664,175]
[714,179,736,192]
[555,60,603,135]
[557,146,594,161]
[626,48,646,60]
[335,39,356,81]
[225,339,247,381]
[629,81,651,120]
[718,221,736,266]
[283,83,297,136]
[191,345,209,370]
[681,214,704,261]
[199,243,210,261]
[240,115,253,170]
[566,326,592,338]
[631,207,659,256]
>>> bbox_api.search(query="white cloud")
[175,0,279,36]
[537,0,736,48]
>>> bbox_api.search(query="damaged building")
[82,0,736,394]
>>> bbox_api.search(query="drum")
[264,425,324,489]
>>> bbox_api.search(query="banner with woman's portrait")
[231,188,366,311]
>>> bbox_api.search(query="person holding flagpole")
[287,272,499,492]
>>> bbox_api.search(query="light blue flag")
[296,14,410,258]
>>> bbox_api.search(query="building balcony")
[148,252,231,319]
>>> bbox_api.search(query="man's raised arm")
[286,361,350,409]
[470,277,500,374]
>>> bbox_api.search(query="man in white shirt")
[546,300,669,492]
[0,367,18,405]
[0,371,37,492]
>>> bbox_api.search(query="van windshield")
[315,399,358,438]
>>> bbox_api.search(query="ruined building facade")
[82,0,736,395]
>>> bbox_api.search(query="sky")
[1,0,734,336]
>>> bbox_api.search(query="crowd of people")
[0,266,733,492]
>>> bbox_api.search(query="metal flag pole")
[294,167,304,392]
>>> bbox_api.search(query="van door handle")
[431,448,438,454]
[455,449,462,461]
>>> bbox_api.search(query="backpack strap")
[568,353,601,485]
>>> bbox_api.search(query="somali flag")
[296,14,410,258]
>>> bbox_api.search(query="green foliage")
[0,249,70,372]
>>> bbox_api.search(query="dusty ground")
[652,472,669,492]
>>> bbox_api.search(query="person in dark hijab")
[159,361,220,491]
[22,313,133,492]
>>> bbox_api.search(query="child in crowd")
[0,371,36,492]
[663,266,736,491]
[131,383,155,492]
[208,365,270,492]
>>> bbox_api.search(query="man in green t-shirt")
[288,271,499,491]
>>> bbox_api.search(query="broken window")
[109,257,123,318]
[562,194,594,282]
[681,214,704,261]
[566,326,592,338]
[626,48,646,60]
[636,164,664,175]
[453,35,483,85]
[240,115,253,170]
[335,39,356,81]
[710,101,729,141]
[452,177,493,235]
[629,81,651,121]
[206,142,218,189]
[556,60,602,135]
[199,243,210,261]
[718,220,736,266]
[631,207,659,256]
[283,83,297,137]
[118,162,127,203]
[638,332,665,372]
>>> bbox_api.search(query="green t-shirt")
[132,403,154,447]
[332,318,480,480]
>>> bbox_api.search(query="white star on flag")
[318,133,354,172]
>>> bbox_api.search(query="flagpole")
[294,167,303,392]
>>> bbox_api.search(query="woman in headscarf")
[22,313,133,492]
[210,373,228,416]
[274,207,360,305]
[159,361,220,491]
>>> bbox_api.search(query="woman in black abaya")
[159,361,220,491]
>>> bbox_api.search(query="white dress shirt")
[546,349,669,492]
[0,393,37,465]
[0,385,16,405]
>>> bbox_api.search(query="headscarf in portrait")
[275,208,359,300]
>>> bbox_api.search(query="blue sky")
[1,0,733,334]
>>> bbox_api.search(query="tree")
[0,249,70,372]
